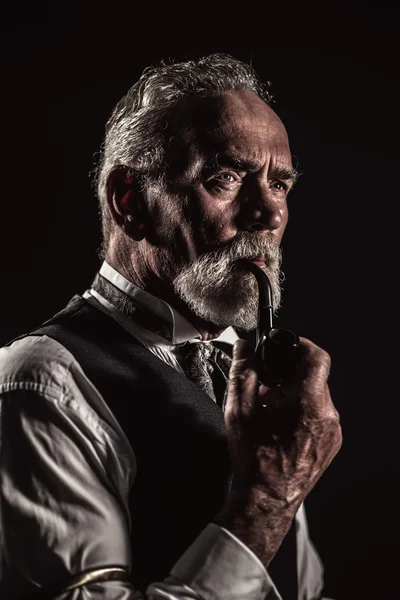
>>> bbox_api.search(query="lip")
[235,257,267,269]
[251,258,266,268]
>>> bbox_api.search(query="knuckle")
[335,422,343,447]
[319,349,331,371]
[300,338,331,372]
[309,348,331,373]
[324,416,343,451]
[325,401,340,422]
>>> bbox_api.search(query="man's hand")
[214,338,342,567]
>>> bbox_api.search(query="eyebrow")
[205,151,300,185]
[271,166,300,185]
[207,151,261,173]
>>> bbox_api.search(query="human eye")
[208,171,242,191]
[271,180,289,193]
[214,172,237,183]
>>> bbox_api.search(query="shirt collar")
[97,262,239,346]
[98,261,201,345]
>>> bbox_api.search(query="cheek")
[180,193,216,250]
[182,188,238,252]
[147,198,178,245]
[279,205,289,235]
[197,205,237,251]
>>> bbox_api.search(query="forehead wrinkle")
[167,91,292,182]
[217,91,288,139]
[201,122,291,177]
[200,136,293,175]
[209,149,263,173]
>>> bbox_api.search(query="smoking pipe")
[236,259,300,387]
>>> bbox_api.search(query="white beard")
[173,232,283,331]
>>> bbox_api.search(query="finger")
[225,339,260,419]
[295,337,332,418]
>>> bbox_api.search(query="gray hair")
[93,53,272,259]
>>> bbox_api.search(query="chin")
[200,305,259,332]
[176,269,260,331]
[173,248,282,331]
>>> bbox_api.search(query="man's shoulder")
[0,335,77,392]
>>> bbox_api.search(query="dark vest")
[21,295,231,591]
[8,294,297,597]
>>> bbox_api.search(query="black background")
[1,10,399,600]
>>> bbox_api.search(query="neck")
[105,253,228,342]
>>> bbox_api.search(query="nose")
[239,183,287,233]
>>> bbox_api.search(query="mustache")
[199,232,280,265]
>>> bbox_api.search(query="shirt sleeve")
[148,525,281,600]
[0,384,135,599]
[0,337,280,600]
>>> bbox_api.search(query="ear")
[106,167,148,241]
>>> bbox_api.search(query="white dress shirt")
[0,262,328,600]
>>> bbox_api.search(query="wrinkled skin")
[106,90,294,340]
[215,338,342,565]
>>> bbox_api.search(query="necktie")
[178,341,232,408]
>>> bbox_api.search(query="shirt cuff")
[169,523,281,600]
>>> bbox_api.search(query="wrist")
[213,486,297,567]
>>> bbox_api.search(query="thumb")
[226,339,260,418]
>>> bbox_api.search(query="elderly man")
[0,54,341,600]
